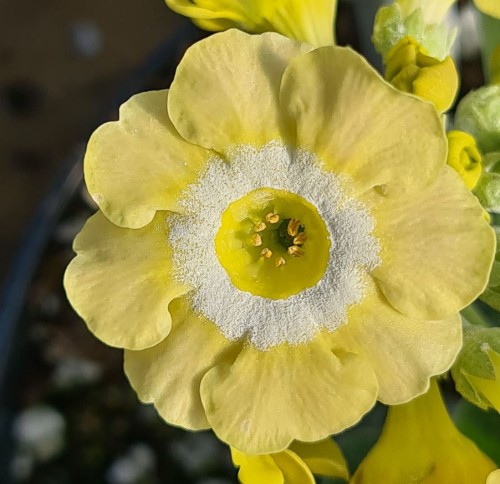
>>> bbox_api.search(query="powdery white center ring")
[168,142,380,350]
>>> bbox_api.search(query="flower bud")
[385,37,458,112]
[451,324,500,412]
[372,0,457,61]
[454,85,500,154]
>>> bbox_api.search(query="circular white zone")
[168,142,380,350]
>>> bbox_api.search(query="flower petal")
[200,337,378,454]
[64,211,188,350]
[474,0,500,18]
[166,0,337,47]
[371,166,495,320]
[124,297,235,430]
[334,283,462,404]
[85,90,210,229]
[290,439,349,480]
[280,46,446,197]
[168,29,312,154]
[231,448,284,484]
[272,450,315,484]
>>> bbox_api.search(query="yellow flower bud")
[446,130,483,190]
[385,37,458,112]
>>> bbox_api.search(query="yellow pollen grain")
[275,256,286,267]
[254,221,266,232]
[287,245,304,257]
[251,234,262,246]
[293,233,306,245]
[265,212,280,224]
[260,247,272,258]
[287,219,301,237]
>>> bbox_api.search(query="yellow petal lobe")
[168,30,312,154]
[200,337,378,454]
[281,45,446,197]
[85,90,209,229]
[372,167,495,320]
[165,0,338,47]
[124,297,235,430]
[64,211,188,350]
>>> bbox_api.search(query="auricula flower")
[64,30,495,454]
[231,439,348,484]
[352,380,497,483]
[165,0,337,47]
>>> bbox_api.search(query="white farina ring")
[169,142,381,350]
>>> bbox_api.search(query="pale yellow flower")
[384,36,458,112]
[352,380,497,484]
[231,439,348,484]
[447,130,483,189]
[165,0,337,47]
[64,30,495,454]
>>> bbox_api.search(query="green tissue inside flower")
[215,188,330,299]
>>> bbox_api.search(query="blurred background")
[0,0,488,483]
[0,0,184,284]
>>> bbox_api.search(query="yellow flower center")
[215,188,330,299]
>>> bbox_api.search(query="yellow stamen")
[254,221,266,232]
[265,212,280,224]
[293,233,307,245]
[251,234,262,246]
[287,245,304,257]
[275,256,286,267]
[287,219,301,237]
[260,247,273,258]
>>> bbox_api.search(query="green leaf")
[372,3,454,60]
[452,399,500,466]
[474,173,500,213]
[455,85,500,154]
[451,324,500,409]
[480,226,500,310]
